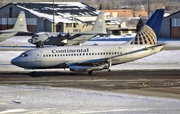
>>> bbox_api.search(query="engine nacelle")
[61,39,68,44]
[69,64,109,72]
[28,32,49,44]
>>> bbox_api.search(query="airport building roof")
[12,2,100,23]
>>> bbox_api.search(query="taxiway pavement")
[0,70,180,99]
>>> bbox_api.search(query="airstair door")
[36,51,42,62]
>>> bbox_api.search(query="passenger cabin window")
[42,51,122,58]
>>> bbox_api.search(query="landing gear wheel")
[88,71,94,75]
[36,42,44,48]
[108,69,111,72]
[36,44,40,48]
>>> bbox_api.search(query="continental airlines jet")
[0,11,27,42]
[11,9,165,75]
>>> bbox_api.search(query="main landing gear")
[88,71,94,75]
[36,42,44,48]
[88,69,111,75]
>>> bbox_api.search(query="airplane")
[0,11,27,42]
[11,9,165,75]
[28,12,107,48]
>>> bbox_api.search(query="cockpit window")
[20,53,28,58]
[32,35,39,39]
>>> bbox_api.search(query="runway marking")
[0,109,27,114]
[143,81,150,87]
[80,108,179,114]
[0,102,7,105]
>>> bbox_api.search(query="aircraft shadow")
[27,71,88,77]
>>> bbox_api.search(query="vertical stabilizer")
[90,12,107,34]
[129,9,164,45]
[12,11,28,32]
[146,9,164,37]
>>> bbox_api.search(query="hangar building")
[0,2,104,33]
[160,10,180,38]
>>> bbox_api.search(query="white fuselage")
[11,44,163,69]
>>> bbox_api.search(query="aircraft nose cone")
[11,57,24,68]
[11,58,18,66]
[11,56,29,68]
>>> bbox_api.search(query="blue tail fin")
[129,9,164,45]
[146,9,164,37]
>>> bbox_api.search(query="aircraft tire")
[88,71,94,75]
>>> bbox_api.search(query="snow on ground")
[114,50,180,70]
[0,36,32,46]
[0,85,180,114]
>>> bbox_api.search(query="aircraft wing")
[73,58,110,66]
[0,32,17,42]
[111,43,166,59]
[66,34,97,45]
[67,30,107,42]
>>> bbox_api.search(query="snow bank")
[0,85,179,114]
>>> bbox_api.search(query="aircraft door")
[36,51,42,62]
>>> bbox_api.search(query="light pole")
[147,0,150,18]
[53,0,55,32]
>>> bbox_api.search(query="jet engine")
[69,64,109,73]
[28,32,49,48]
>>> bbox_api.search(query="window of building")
[66,23,72,28]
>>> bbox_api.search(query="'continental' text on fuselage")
[52,48,89,53]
